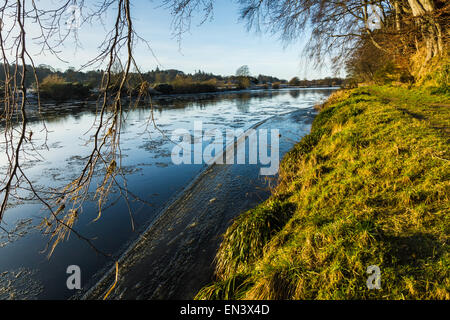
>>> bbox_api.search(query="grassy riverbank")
[196,85,449,299]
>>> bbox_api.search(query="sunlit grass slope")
[196,85,450,300]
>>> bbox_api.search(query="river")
[0,88,336,299]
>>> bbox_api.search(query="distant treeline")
[288,76,344,87]
[0,63,344,101]
[0,63,344,88]
[0,63,288,89]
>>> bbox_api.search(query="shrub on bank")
[237,77,251,90]
[153,83,174,94]
[152,78,218,95]
[38,75,91,101]
[373,61,413,85]
[289,77,301,86]
[425,58,450,95]
[171,78,218,94]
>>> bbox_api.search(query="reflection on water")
[235,92,251,112]
[289,90,300,99]
[0,88,336,299]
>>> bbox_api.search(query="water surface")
[0,88,336,299]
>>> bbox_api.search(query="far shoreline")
[25,86,342,106]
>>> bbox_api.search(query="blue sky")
[27,0,335,80]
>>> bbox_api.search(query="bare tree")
[0,0,153,256]
[164,0,447,72]
[236,65,250,77]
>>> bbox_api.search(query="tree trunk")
[393,0,401,31]
[406,0,443,61]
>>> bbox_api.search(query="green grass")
[196,85,450,300]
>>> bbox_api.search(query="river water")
[0,88,336,299]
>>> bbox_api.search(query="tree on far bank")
[236,65,250,77]
[289,77,301,86]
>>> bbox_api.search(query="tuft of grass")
[198,85,450,300]
[214,199,296,280]
[195,273,253,300]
